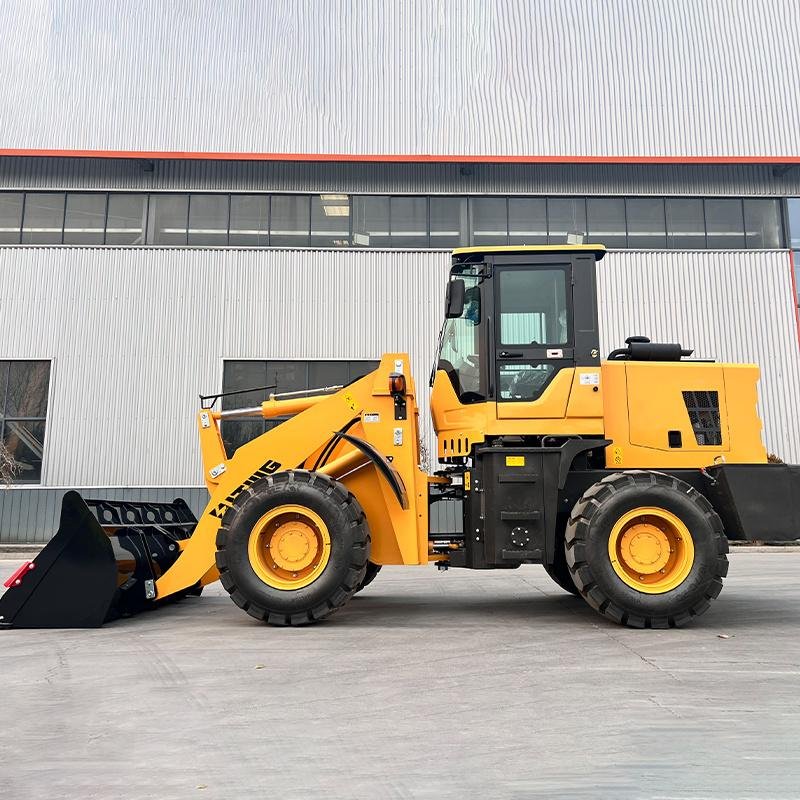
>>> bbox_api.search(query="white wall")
[0,247,798,487]
[1,0,798,158]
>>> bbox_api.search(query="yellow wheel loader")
[2,245,798,630]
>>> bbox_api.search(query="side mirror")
[445,279,466,318]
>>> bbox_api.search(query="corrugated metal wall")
[1,246,799,541]
[0,487,210,544]
[2,158,800,196]
[1,0,798,158]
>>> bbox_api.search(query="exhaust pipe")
[0,491,199,628]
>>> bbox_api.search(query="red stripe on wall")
[789,251,800,350]
[0,148,799,164]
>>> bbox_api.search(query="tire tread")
[565,470,728,629]
[215,469,369,626]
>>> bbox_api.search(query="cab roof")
[452,244,606,261]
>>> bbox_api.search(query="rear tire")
[355,561,381,593]
[565,471,728,628]
[215,470,369,626]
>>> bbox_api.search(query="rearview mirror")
[445,279,466,318]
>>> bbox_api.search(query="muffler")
[0,491,199,628]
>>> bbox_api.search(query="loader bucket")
[0,491,198,629]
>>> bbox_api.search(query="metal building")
[1,1,799,542]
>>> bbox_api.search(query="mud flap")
[0,491,198,629]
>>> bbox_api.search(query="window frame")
[495,264,573,348]
[219,358,380,454]
[187,193,231,247]
[0,192,25,245]
[492,259,576,405]
[63,192,109,246]
[0,190,789,252]
[20,192,67,245]
[0,358,53,485]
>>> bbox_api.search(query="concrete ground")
[1,553,798,800]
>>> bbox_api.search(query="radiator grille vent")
[682,390,722,446]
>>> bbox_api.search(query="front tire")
[565,471,728,628]
[215,470,369,626]
[355,561,382,593]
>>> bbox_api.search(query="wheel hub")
[247,505,331,590]
[608,506,695,594]
[271,522,319,571]
[619,524,671,574]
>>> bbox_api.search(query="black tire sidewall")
[544,523,580,595]
[221,476,365,615]
[584,480,719,617]
[356,561,382,592]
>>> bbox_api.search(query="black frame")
[0,359,51,484]
[0,191,789,251]
[220,359,380,454]
[488,251,600,403]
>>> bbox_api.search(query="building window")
[270,195,310,247]
[788,199,800,306]
[0,360,51,483]
[106,194,148,245]
[228,195,269,247]
[509,198,547,245]
[794,251,800,308]
[547,198,586,244]
[147,194,189,245]
[665,198,705,248]
[21,193,65,245]
[311,194,350,247]
[470,197,508,246]
[220,359,379,454]
[626,198,666,249]
[587,198,627,248]
[430,197,466,248]
[352,196,390,247]
[64,193,107,245]
[744,199,783,249]
[390,196,428,248]
[0,193,24,244]
[0,190,789,252]
[188,194,229,246]
[704,199,745,249]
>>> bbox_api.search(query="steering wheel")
[510,367,550,398]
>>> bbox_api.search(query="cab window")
[498,269,569,345]
[436,275,484,402]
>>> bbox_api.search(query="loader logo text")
[209,459,283,519]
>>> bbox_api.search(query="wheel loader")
[3,244,799,630]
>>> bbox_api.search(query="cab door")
[494,261,575,420]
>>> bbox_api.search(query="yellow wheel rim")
[608,506,695,594]
[248,504,331,590]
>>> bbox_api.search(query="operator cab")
[433,245,606,407]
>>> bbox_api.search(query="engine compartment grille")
[682,390,722,446]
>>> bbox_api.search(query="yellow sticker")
[612,446,623,466]
[343,393,357,412]
[464,472,471,491]
[505,456,525,467]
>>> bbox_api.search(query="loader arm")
[156,354,428,600]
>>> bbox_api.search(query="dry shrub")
[0,441,19,486]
